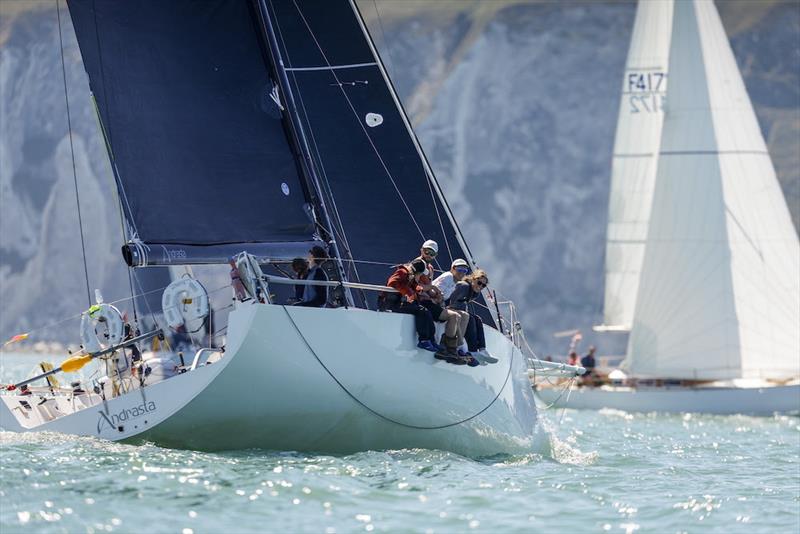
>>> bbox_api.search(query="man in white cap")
[419,239,438,268]
[432,258,470,303]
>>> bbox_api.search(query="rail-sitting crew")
[432,258,470,303]
[435,262,497,364]
[294,246,328,308]
[447,269,495,365]
[409,241,475,365]
[383,259,438,352]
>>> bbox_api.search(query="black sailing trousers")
[394,301,435,342]
[465,314,486,351]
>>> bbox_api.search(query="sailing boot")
[442,335,467,365]
[434,334,449,360]
[434,333,448,360]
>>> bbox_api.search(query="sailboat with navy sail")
[0,0,581,455]
[536,0,800,415]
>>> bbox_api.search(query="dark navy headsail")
[67,0,319,266]
[264,0,494,324]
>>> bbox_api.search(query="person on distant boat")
[383,259,438,352]
[446,270,494,366]
[580,346,597,383]
[567,351,579,366]
[294,246,328,308]
[289,257,309,304]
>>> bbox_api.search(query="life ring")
[161,278,209,329]
[80,303,124,354]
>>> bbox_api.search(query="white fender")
[161,278,209,329]
[80,303,124,354]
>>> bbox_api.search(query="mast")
[255,0,354,306]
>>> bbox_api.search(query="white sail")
[601,0,673,329]
[624,0,800,380]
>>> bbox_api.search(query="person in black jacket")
[290,257,309,304]
[294,246,328,307]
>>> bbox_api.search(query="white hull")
[535,383,800,416]
[140,304,542,456]
[0,356,227,440]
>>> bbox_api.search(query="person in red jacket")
[382,259,438,352]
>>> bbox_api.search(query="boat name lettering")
[162,248,187,263]
[97,401,157,433]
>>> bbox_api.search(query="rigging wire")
[261,1,362,308]
[288,0,429,245]
[83,0,141,322]
[56,0,92,308]
[370,0,397,80]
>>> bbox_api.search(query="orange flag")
[3,333,29,346]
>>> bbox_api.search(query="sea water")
[1,353,798,533]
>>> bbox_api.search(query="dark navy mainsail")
[68,0,495,324]
[67,0,318,265]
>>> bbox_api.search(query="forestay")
[601,0,672,330]
[624,0,800,380]
[67,1,319,265]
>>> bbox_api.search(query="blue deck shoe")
[417,340,438,352]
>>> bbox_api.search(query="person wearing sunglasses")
[432,258,470,304]
[408,239,439,300]
[447,270,498,365]
[418,239,439,264]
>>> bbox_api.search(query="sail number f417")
[625,70,667,114]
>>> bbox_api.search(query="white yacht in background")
[1,0,581,455]
[537,0,800,415]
